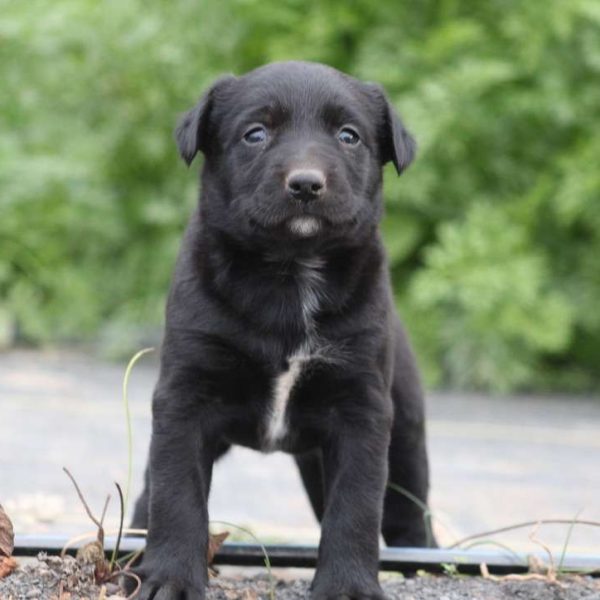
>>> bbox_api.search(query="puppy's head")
[176,62,415,248]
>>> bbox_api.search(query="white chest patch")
[264,349,310,449]
[262,256,326,450]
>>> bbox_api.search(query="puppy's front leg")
[312,402,392,600]
[134,384,215,600]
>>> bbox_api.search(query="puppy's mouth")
[248,211,362,240]
[248,213,328,237]
[243,192,363,239]
[286,216,321,237]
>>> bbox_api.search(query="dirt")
[1,556,599,600]
[214,573,600,600]
[0,554,104,599]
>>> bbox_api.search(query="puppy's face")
[177,62,415,248]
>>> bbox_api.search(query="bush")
[1,0,599,391]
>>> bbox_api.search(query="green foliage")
[1,0,599,391]
[410,204,572,391]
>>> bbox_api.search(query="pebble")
[1,557,599,599]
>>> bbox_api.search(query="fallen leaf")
[0,504,15,557]
[207,531,229,565]
[76,540,105,565]
[76,540,111,583]
[0,556,17,579]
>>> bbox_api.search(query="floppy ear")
[175,75,236,166]
[366,84,416,175]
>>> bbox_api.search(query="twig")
[528,521,557,580]
[97,495,110,547]
[110,482,126,569]
[481,562,562,583]
[61,528,147,558]
[122,548,145,571]
[99,495,110,529]
[449,519,600,549]
[63,467,110,546]
[480,522,567,587]
[463,539,524,563]
[107,569,142,599]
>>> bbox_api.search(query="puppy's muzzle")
[286,169,326,202]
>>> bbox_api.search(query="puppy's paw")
[312,596,387,600]
[137,580,204,600]
[123,566,205,600]
[311,582,387,600]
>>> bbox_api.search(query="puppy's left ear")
[366,84,416,175]
[175,74,236,166]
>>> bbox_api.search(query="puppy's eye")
[338,127,360,145]
[243,126,267,145]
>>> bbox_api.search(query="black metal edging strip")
[13,535,600,576]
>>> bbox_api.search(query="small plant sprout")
[122,347,155,512]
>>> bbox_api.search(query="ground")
[1,556,600,600]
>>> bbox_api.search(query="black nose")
[286,169,326,202]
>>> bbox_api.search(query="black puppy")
[131,61,433,600]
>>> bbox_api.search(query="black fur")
[130,61,433,600]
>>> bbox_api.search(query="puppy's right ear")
[175,75,236,166]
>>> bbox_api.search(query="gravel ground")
[1,556,599,600]
[208,575,600,600]
[0,554,106,599]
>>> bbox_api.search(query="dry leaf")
[0,504,15,557]
[207,531,229,577]
[76,540,111,583]
[76,540,105,565]
[207,531,229,565]
[0,555,17,579]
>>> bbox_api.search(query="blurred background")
[1,0,599,556]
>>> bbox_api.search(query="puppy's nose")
[286,169,326,202]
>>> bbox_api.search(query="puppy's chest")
[261,257,332,451]
[263,345,313,450]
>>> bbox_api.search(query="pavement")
[1,348,599,555]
